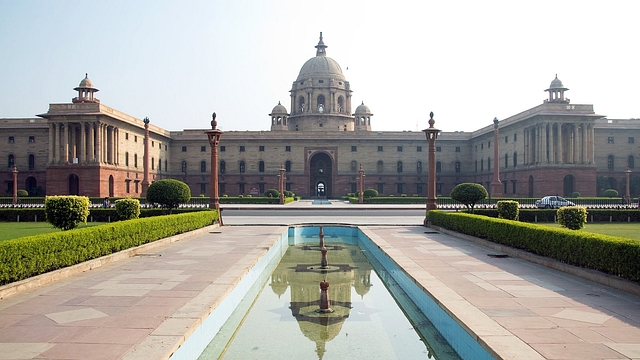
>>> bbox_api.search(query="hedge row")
[0,210,218,285]
[472,209,640,222]
[219,196,295,204]
[0,208,208,222]
[427,210,640,282]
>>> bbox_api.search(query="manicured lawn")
[542,222,640,240]
[0,222,107,241]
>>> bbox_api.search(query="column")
[88,122,95,162]
[543,123,549,163]
[70,123,77,162]
[549,123,555,164]
[573,124,578,163]
[80,122,86,163]
[96,122,102,163]
[49,123,55,163]
[55,123,61,163]
[581,123,587,164]
[558,123,563,164]
[591,125,595,164]
[62,122,69,163]
[114,128,119,165]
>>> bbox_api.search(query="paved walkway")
[0,203,638,359]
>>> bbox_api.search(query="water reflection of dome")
[269,269,289,298]
[353,269,373,297]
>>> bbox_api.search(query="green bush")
[284,190,294,198]
[401,194,407,197]
[115,198,140,221]
[450,183,488,213]
[44,196,90,230]
[603,189,619,198]
[17,189,28,197]
[0,210,218,285]
[557,206,587,230]
[571,192,581,198]
[146,179,191,213]
[497,200,519,220]
[363,188,378,198]
[264,189,279,198]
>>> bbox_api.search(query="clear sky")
[1,1,638,133]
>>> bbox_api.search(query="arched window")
[259,161,265,173]
[337,96,344,113]
[377,160,383,173]
[134,153,138,168]
[455,161,461,173]
[220,160,226,174]
[28,154,35,170]
[436,161,441,173]
[513,152,517,168]
[317,95,325,113]
[285,160,291,172]
[158,158,162,172]
[200,160,206,173]
[397,161,403,173]
[239,161,245,173]
[350,160,358,172]
[629,155,635,169]
[151,157,155,170]
[607,155,614,171]
[416,161,423,174]
[181,160,187,172]
[125,152,129,166]
[298,96,305,113]
[505,153,509,168]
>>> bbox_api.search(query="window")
[200,161,206,173]
[377,183,384,194]
[397,184,403,194]
[351,183,357,193]
[488,141,491,148]
[239,183,245,194]
[629,155,635,169]
[480,159,484,171]
[397,161,403,173]
[285,146,291,152]
[201,146,206,152]
[416,161,423,174]
[455,146,460,152]
[608,137,614,144]
[351,146,357,152]
[125,152,129,166]
[512,180,517,194]
[220,146,226,152]
[417,146,422,152]
[285,161,291,172]
[165,145,167,151]
[475,160,478,172]
[220,183,226,194]
[259,161,265,173]
[240,146,245,152]
[417,183,423,194]
[481,143,484,150]
[200,184,206,195]
[220,161,226,174]
[125,181,130,193]
[239,161,246,173]
[436,161,441,173]
[125,133,129,140]
[436,146,441,152]
[377,160,383,173]
[607,155,614,171]
[378,146,383,152]
[455,162,460,173]
[158,142,161,148]
[436,183,442,195]
[28,154,35,169]
[165,159,168,171]
[514,133,517,142]
[29,136,35,143]
[488,157,492,170]
[135,181,139,193]
[397,146,403,152]
[505,153,509,168]
[513,152,517,167]
[505,136,508,143]
[151,157,155,170]
[181,161,187,172]
[259,146,265,152]
[158,158,162,171]
[351,160,358,172]
[318,80,324,83]
[8,136,14,144]
[134,154,138,168]
[259,183,265,194]
[629,137,635,144]
[134,136,138,142]
[182,146,187,152]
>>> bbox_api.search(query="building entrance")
[309,152,332,198]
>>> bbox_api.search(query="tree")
[44,196,90,230]
[146,179,191,213]
[450,183,488,213]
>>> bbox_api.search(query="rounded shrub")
[570,192,580,198]
[264,189,280,198]
[17,189,29,197]
[146,179,191,213]
[557,206,587,230]
[44,195,90,230]
[401,194,407,197]
[497,200,519,220]
[284,190,294,198]
[115,198,140,221]
[450,183,488,213]
[363,188,378,198]
[602,189,618,198]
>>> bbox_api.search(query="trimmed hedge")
[0,210,218,285]
[44,196,90,230]
[497,200,519,220]
[115,198,140,220]
[427,210,640,282]
[219,196,294,204]
[0,208,209,222]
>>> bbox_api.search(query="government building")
[1,33,637,199]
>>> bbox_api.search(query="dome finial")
[315,32,327,57]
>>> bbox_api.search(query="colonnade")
[48,121,119,165]
[524,122,595,165]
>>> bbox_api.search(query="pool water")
[199,233,460,359]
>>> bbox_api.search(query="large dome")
[296,33,346,82]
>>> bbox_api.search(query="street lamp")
[358,164,365,204]
[278,164,285,204]
[206,113,224,224]
[490,117,502,198]
[141,117,150,197]
[625,167,632,205]
[12,166,18,205]
[422,112,441,226]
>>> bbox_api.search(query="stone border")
[0,224,220,300]
[430,225,640,297]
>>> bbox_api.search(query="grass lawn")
[542,222,640,240]
[0,222,107,241]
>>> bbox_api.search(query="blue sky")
[1,0,638,132]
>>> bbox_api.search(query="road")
[220,208,426,226]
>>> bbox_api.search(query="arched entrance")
[68,174,79,195]
[309,152,333,198]
[109,175,114,197]
[528,175,534,198]
[563,174,575,197]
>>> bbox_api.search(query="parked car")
[535,196,575,209]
